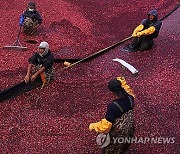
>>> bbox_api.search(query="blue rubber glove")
[19,15,24,26]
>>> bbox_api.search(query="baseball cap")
[38,42,49,49]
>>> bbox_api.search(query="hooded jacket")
[141,10,162,38]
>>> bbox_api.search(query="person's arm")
[89,118,112,133]
[25,53,38,83]
[19,15,24,27]
[24,63,33,83]
[31,66,45,82]
[89,104,114,133]
[132,24,144,37]
[136,26,156,37]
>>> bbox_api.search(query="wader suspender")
[113,101,124,113]
[113,95,134,114]
[127,95,134,108]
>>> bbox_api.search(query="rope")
[33,4,180,105]
[56,4,180,72]
[0,4,179,103]
[64,36,133,69]
[159,4,180,21]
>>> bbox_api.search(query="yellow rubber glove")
[136,26,156,37]
[132,24,144,37]
[136,32,143,37]
[89,118,112,133]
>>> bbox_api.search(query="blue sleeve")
[19,15,24,26]
[105,103,117,123]
[141,19,148,26]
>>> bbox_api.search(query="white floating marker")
[113,58,138,74]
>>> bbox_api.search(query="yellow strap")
[116,77,135,98]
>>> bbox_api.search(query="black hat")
[28,2,36,7]
[108,78,128,98]
[108,78,122,92]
